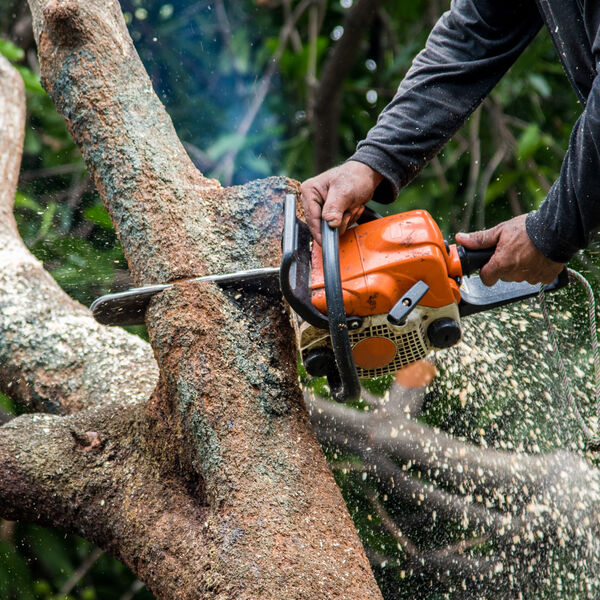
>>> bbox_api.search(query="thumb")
[455,225,501,250]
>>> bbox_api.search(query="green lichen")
[189,408,222,479]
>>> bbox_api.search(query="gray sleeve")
[350,0,542,204]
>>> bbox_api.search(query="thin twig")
[118,579,146,600]
[430,156,450,193]
[376,7,398,59]
[434,534,488,558]
[214,0,232,48]
[59,547,104,595]
[476,143,507,230]
[507,185,523,216]
[283,0,303,53]
[485,97,551,193]
[368,492,419,555]
[306,2,319,121]
[19,163,83,182]
[460,107,481,231]
[0,520,15,542]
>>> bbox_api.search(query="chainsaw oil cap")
[427,317,461,348]
[352,337,397,370]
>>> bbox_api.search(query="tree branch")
[308,391,600,593]
[29,0,222,284]
[0,54,158,415]
[0,405,219,599]
[0,54,26,238]
[16,2,383,598]
[307,394,580,504]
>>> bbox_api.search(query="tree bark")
[0,3,383,599]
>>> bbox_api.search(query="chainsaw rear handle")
[321,220,362,403]
[459,267,569,317]
[457,246,495,277]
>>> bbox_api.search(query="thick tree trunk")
[0,2,383,599]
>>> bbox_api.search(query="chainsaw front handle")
[280,195,329,329]
[321,220,362,403]
[280,193,361,403]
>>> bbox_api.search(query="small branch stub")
[71,429,104,452]
[43,0,86,45]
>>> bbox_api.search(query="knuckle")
[300,179,316,194]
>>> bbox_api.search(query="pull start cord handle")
[321,220,362,403]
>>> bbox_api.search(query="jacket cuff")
[348,146,403,205]
[525,210,578,263]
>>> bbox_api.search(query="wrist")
[525,211,577,264]
[346,160,384,187]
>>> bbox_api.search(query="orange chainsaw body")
[310,210,463,316]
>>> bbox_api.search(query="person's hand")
[300,161,383,244]
[455,214,565,286]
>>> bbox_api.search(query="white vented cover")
[299,304,460,379]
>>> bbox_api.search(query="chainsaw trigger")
[387,280,430,326]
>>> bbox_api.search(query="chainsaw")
[91,193,568,402]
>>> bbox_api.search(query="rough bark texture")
[0,3,383,599]
[0,56,157,415]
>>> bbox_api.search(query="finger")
[456,225,501,250]
[321,187,348,229]
[479,252,507,286]
[349,205,365,225]
[339,211,353,236]
[300,185,325,244]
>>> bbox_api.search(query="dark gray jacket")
[350,0,600,263]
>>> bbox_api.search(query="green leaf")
[25,527,74,587]
[14,191,42,212]
[517,123,542,160]
[205,133,248,161]
[38,202,58,240]
[0,540,36,600]
[528,73,551,98]
[0,38,25,62]
[484,171,519,204]
[243,153,271,176]
[84,205,114,230]
[16,65,45,95]
[0,392,15,415]
[230,29,251,74]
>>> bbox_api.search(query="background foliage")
[0,0,594,598]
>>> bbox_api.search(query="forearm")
[526,74,600,262]
[351,0,542,203]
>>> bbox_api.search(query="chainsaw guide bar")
[90,268,279,326]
